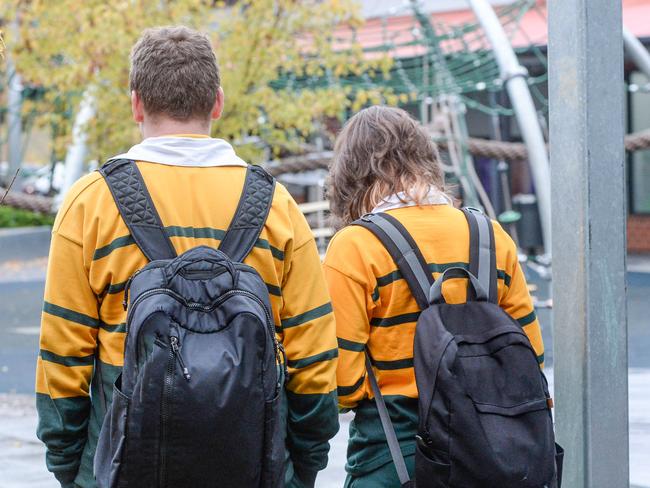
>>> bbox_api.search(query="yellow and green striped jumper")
[323,204,544,480]
[37,143,338,488]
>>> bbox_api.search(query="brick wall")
[628,215,650,253]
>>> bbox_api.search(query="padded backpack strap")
[353,213,432,310]
[99,159,176,262]
[462,207,498,304]
[218,165,275,263]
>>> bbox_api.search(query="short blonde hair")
[328,105,446,228]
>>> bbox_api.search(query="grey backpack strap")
[365,353,412,486]
[99,159,176,262]
[353,213,432,310]
[218,165,275,263]
[462,207,498,303]
[353,212,425,485]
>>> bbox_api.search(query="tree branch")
[0,169,21,205]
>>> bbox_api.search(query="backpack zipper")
[122,269,142,311]
[129,288,283,386]
[159,338,175,488]
[170,335,191,381]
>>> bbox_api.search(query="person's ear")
[131,91,145,123]
[211,87,225,121]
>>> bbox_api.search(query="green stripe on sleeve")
[256,239,284,260]
[338,375,366,397]
[40,350,95,367]
[370,357,414,370]
[376,270,402,287]
[266,283,282,297]
[497,270,512,287]
[43,302,123,333]
[93,235,135,260]
[105,281,126,295]
[43,302,99,328]
[517,310,537,327]
[371,286,380,302]
[99,322,126,333]
[287,348,338,369]
[370,311,420,327]
[337,337,366,352]
[281,303,333,329]
[537,353,545,365]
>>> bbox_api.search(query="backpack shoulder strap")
[365,352,413,487]
[218,165,276,263]
[353,212,432,310]
[462,207,498,304]
[352,212,430,486]
[99,159,176,262]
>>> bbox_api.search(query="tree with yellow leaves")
[8,0,394,163]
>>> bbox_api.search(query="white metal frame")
[467,0,552,255]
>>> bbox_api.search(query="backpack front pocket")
[457,330,546,409]
[415,440,451,488]
[456,334,556,487]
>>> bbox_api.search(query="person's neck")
[141,117,211,139]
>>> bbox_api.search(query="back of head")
[130,26,220,122]
[329,105,446,228]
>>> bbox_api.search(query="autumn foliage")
[7,0,394,162]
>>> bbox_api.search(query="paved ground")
[0,227,648,487]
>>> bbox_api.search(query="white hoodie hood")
[110,136,247,168]
[372,188,452,213]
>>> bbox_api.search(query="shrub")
[0,206,54,228]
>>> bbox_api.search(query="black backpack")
[94,159,286,488]
[354,209,563,488]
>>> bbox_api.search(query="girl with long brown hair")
[323,106,544,487]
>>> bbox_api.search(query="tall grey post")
[548,1,629,487]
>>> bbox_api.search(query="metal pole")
[54,91,95,209]
[623,26,650,79]
[6,59,23,185]
[549,0,629,487]
[467,0,552,255]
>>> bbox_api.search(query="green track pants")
[343,455,415,488]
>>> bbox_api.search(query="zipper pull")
[122,280,130,311]
[170,336,191,381]
[278,343,289,385]
[122,273,135,310]
[122,268,144,311]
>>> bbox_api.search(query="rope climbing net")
[272,0,550,117]
[3,0,650,216]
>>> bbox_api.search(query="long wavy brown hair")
[328,105,447,229]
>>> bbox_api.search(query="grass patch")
[0,206,54,228]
